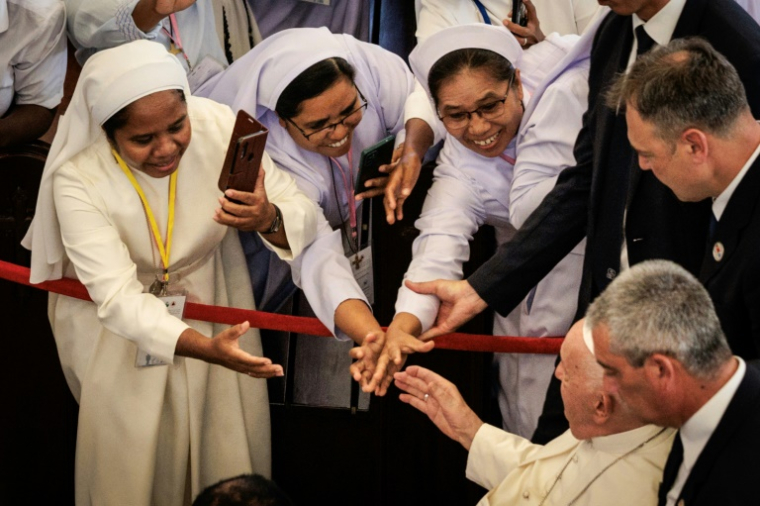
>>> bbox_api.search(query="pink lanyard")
[499,152,516,165]
[161,14,192,70]
[329,150,357,239]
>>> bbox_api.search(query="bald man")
[395,321,675,506]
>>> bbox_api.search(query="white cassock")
[200,27,428,339]
[0,0,66,117]
[64,0,228,72]
[399,23,591,438]
[23,41,317,506]
[468,423,675,505]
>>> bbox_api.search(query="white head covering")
[197,27,347,119]
[408,23,523,102]
[23,40,189,283]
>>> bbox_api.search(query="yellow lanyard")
[112,149,177,284]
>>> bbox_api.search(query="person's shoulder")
[7,0,64,23]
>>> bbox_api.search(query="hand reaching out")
[405,279,488,340]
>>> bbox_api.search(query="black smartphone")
[355,134,396,194]
[511,0,527,26]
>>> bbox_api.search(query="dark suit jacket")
[700,155,760,360]
[468,0,760,317]
[466,0,760,443]
[657,364,760,506]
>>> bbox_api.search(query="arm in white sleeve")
[258,152,319,261]
[11,0,67,109]
[395,170,485,331]
[65,0,164,58]
[510,63,589,229]
[416,0,478,43]
[403,79,446,145]
[290,215,369,341]
[466,424,545,490]
[53,163,188,363]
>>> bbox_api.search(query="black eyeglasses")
[287,85,368,141]
[437,71,516,129]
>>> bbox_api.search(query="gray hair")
[586,260,732,379]
[606,37,748,144]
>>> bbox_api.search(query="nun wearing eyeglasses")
[199,27,435,393]
[384,23,591,438]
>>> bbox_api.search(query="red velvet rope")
[0,260,563,354]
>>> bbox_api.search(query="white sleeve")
[416,0,476,43]
[466,424,543,490]
[53,163,188,363]
[65,0,163,57]
[290,215,369,341]
[510,66,588,229]
[395,169,484,331]
[403,79,447,145]
[10,1,67,109]
[258,152,319,261]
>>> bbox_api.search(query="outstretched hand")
[395,366,483,450]
[176,322,284,378]
[381,143,423,224]
[404,279,488,340]
[349,330,434,396]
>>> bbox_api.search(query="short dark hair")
[275,57,356,120]
[606,37,748,142]
[102,88,186,142]
[428,48,516,107]
[192,474,294,506]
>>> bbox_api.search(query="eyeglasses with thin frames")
[437,71,516,129]
[286,85,368,141]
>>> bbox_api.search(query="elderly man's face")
[554,322,603,439]
[592,324,661,425]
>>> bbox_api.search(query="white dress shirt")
[712,137,760,221]
[0,0,66,117]
[665,357,746,506]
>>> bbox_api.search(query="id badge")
[349,246,374,304]
[135,292,187,368]
[187,56,225,93]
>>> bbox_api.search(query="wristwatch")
[261,204,282,234]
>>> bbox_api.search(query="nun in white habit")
[200,27,434,391]
[391,23,589,439]
[23,40,317,505]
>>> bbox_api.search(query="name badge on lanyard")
[331,153,374,304]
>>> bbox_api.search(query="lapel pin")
[713,242,725,262]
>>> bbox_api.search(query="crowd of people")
[3,0,760,504]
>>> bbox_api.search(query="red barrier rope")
[0,260,563,354]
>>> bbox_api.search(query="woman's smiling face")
[435,67,524,158]
[279,76,365,158]
[110,90,191,178]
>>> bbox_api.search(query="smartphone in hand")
[218,110,268,199]
[511,0,528,26]
[355,134,396,194]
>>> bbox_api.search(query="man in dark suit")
[589,259,760,506]
[607,37,760,362]
[406,0,760,442]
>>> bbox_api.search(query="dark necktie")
[658,431,684,506]
[635,25,657,56]
[708,212,719,241]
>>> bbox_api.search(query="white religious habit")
[469,423,676,505]
[23,40,317,506]
[398,23,587,438]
